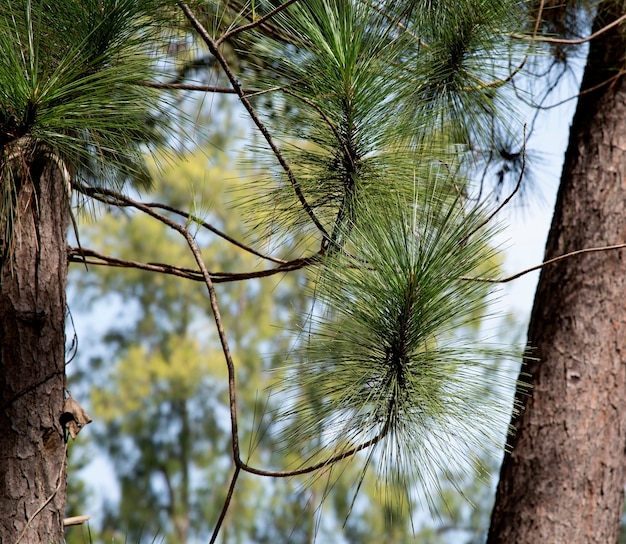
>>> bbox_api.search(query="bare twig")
[139,79,303,100]
[81,186,254,479]
[178,2,330,240]
[140,81,240,93]
[76,184,286,264]
[68,247,204,280]
[209,467,240,544]
[68,246,317,282]
[511,12,626,45]
[170,198,377,479]
[461,242,626,284]
[513,70,626,111]
[235,425,388,478]
[85,184,246,465]
[216,0,300,46]
[145,201,287,264]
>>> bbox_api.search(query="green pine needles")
[242,0,527,518]
[275,179,521,513]
[0,0,176,193]
[0,0,180,266]
[0,0,531,535]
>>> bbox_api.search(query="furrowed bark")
[488,4,626,542]
[0,152,69,543]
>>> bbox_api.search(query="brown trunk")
[0,152,68,543]
[488,5,626,543]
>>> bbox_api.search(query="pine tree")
[0,0,180,540]
[8,0,621,541]
[489,1,626,541]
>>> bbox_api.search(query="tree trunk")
[0,151,68,543]
[488,5,626,543]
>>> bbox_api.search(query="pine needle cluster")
[238,0,527,515]
[276,183,520,513]
[0,0,179,185]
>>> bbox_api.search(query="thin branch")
[74,182,250,473]
[209,467,240,544]
[76,184,286,264]
[178,2,330,240]
[68,247,203,279]
[465,124,527,242]
[87,183,248,466]
[144,201,287,264]
[511,12,626,45]
[516,70,626,111]
[236,423,388,478]
[140,81,240,93]
[482,124,526,222]
[462,243,626,284]
[80,188,268,478]
[216,0,300,46]
[67,246,317,282]
[531,0,546,39]
[140,79,307,101]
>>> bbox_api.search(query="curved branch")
[236,423,388,478]
[514,70,626,112]
[84,183,248,466]
[76,184,286,264]
[461,243,626,284]
[75,185,331,476]
[511,12,626,45]
[479,125,526,224]
[216,0,300,47]
[144,201,287,264]
[67,246,317,282]
[178,2,330,240]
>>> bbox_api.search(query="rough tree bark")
[488,4,626,543]
[0,150,69,543]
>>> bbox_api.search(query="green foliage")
[62,0,531,541]
[235,0,525,247]
[0,0,179,186]
[275,185,519,516]
[0,0,184,269]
